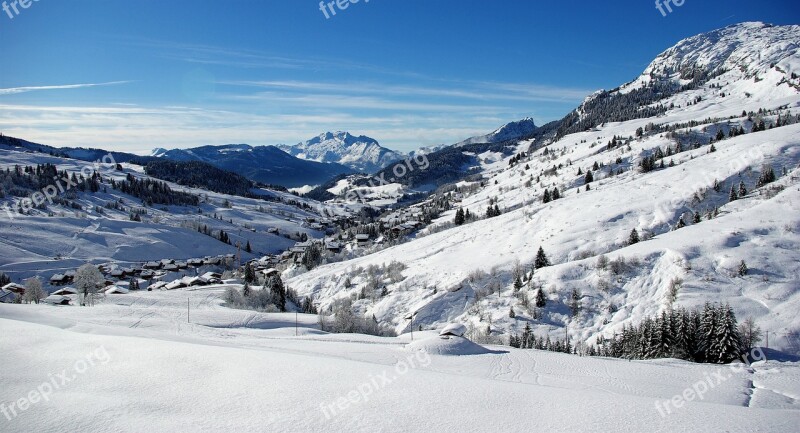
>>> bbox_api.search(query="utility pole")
[187,297,190,323]
[405,311,418,341]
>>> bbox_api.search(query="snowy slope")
[278,131,405,173]
[288,22,800,351]
[1,288,798,432]
[0,149,348,283]
[622,22,800,96]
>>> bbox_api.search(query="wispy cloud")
[222,79,593,103]
[0,81,133,96]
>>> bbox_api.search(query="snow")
[406,334,494,355]
[1,288,799,432]
[288,67,800,349]
[0,150,347,284]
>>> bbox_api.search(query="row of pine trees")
[591,304,747,364]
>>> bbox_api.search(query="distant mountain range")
[150,144,354,188]
[277,131,405,173]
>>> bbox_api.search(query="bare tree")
[23,277,46,304]
[75,264,104,306]
[738,317,763,351]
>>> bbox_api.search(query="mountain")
[287,22,800,352]
[622,21,800,95]
[150,144,354,188]
[456,117,538,146]
[277,131,404,173]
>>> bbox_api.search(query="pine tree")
[513,276,523,292]
[675,217,686,229]
[535,288,547,308]
[268,275,286,312]
[715,305,744,363]
[242,283,251,298]
[245,240,252,253]
[629,228,640,245]
[698,303,719,363]
[552,188,561,200]
[756,165,776,188]
[584,170,594,184]
[542,189,551,203]
[509,307,516,319]
[738,260,748,276]
[729,185,738,202]
[244,263,256,283]
[534,247,551,269]
[454,208,465,226]
[738,181,747,198]
[692,212,701,224]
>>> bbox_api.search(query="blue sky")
[0,0,798,154]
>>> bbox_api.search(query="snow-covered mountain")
[623,22,800,95]
[287,22,800,352]
[278,131,404,174]
[456,117,538,146]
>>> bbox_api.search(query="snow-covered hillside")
[288,22,800,353]
[623,22,800,96]
[1,288,798,432]
[0,149,348,284]
[279,131,405,174]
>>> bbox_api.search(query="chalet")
[105,286,130,295]
[199,272,222,285]
[291,240,313,254]
[160,259,175,266]
[64,270,77,281]
[149,281,168,291]
[50,274,70,286]
[355,233,370,245]
[1,283,26,294]
[43,295,72,306]
[51,287,78,296]
[261,268,279,279]
[325,241,341,252]
[187,258,205,267]
[175,261,188,269]
[140,270,156,279]
[267,227,279,234]
[144,261,161,270]
[163,264,179,272]
[164,280,187,290]
[109,269,127,279]
[439,323,467,338]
